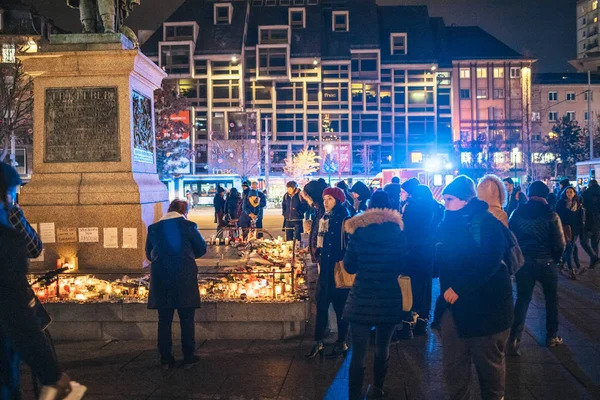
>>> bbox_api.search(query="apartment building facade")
[141,0,531,196]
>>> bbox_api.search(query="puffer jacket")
[342,208,407,325]
[509,199,566,264]
[556,196,584,236]
[583,182,600,233]
[477,175,509,227]
[350,181,371,213]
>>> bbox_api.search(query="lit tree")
[154,82,193,180]
[543,116,587,177]
[283,148,321,184]
[0,48,33,163]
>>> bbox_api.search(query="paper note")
[78,227,99,243]
[30,248,44,262]
[39,223,56,243]
[57,228,78,243]
[30,223,38,233]
[122,228,138,249]
[103,228,118,248]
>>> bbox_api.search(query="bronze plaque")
[44,87,120,163]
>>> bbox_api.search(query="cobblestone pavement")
[20,252,600,400]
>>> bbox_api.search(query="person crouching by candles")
[146,199,207,370]
[433,176,513,400]
[343,190,407,399]
[305,186,350,359]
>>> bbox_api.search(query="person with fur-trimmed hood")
[305,187,350,360]
[478,175,509,228]
[343,190,407,399]
[301,179,329,264]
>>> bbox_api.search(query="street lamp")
[325,144,333,185]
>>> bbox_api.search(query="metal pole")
[9,132,16,167]
[265,117,270,196]
[589,70,594,160]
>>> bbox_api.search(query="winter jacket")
[317,203,350,299]
[477,175,509,227]
[308,202,325,264]
[146,212,207,309]
[509,199,566,264]
[239,190,267,228]
[403,187,439,276]
[505,188,527,218]
[582,182,600,233]
[225,194,242,220]
[342,208,408,325]
[0,224,62,389]
[350,181,370,213]
[213,193,226,214]
[282,189,308,222]
[383,182,402,212]
[434,198,513,338]
[556,197,584,236]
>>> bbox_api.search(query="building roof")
[533,72,600,85]
[444,26,526,61]
[377,6,437,65]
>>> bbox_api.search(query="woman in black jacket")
[301,179,328,264]
[434,176,513,400]
[146,200,207,369]
[556,186,584,279]
[343,190,407,399]
[305,187,350,359]
[350,181,370,213]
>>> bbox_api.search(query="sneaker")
[160,356,175,370]
[506,338,521,356]
[182,355,200,369]
[546,336,564,347]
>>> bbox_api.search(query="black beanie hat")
[442,175,477,201]
[0,162,22,190]
[503,177,514,185]
[368,190,392,210]
[401,177,420,195]
[303,179,328,205]
[527,181,550,198]
[559,178,571,187]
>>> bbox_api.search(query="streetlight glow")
[325,144,333,154]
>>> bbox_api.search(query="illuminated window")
[476,68,487,78]
[594,1,598,10]
[411,152,423,163]
[461,152,472,164]
[214,4,232,25]
[493,152,505,164]
[459,68,470,79]
[595,16,598,23]
[391,33,407,55]
[1,44,15,63]
[493,67,504,78]
[332,11,349,32]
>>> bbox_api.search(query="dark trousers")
[564,236,581,270]
[412,270,433,320]
[256,218,264,239]
[440,311,509,400]
[284,220,302,241]
[580,230,600,264]
[315,289,349,343]
[510,263,559,341]
[350,323,396,369]
[157,308,196,360]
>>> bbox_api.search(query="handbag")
[397,275,413,312]
[333,217,355,289]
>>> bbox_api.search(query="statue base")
[19,37,167,271]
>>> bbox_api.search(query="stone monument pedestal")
[19,34,168,270]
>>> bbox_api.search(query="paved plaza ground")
[18,208,600,399]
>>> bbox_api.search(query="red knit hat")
[323,187,346,204]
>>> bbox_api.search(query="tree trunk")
[0,135,9,162]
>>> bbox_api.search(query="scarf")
[317,212,331,248]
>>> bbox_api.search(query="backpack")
[469,211,525,275]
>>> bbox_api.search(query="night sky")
[24,0,575,73]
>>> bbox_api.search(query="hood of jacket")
[350,181,371,201]
[345,208,403,236]
[514,199,554,220]
[477,175,507,209]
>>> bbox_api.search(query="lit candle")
[285,284,292,293]
[138,286,147,297]
[225,237,230,246]
[275,285,282,296]
[200,288,207,296]
[215,238,220,246]
[75,294,86,301]
[285,263,292,270]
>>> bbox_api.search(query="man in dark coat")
[251,182,267,238]
[0,162,71,398]
[434,176,513,400]
[302,179,328,264]
[503,178,527,217]
[507,181,566,355]
[402,184,443,337]
[146,200,207,369]
[213,187,226,237]
[383,177,402,212]
[581,179,600,268]
[282,181,308,241]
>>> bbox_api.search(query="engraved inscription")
[132,91,154,164]
[44,87,120,163]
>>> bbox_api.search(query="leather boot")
[349,366,365,400]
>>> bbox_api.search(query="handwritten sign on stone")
[44,87,120,163]
[57,228,77,243]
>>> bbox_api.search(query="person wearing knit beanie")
[527,181,550,199]
[323,187,346,206]
[401,177,420,197]
[442,175,477,202]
